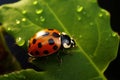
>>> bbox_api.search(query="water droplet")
[112,32,117,37]
[22,18,26,22]
[77,16,82,21]
[16,37,25,46]
[22,10,27,14]
[77,5,84,12]
[36,9,43,14]
[7,27,12,31]
[98,13,103,17]
[89,22,94,26]
[33,0,38,5]
[16,20,20,24]
[79,35,82,38]
[40,16,45,22]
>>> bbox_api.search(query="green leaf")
[0,69,45,80]
[0,0,119,80]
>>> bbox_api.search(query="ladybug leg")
[28,56,36,63]
[56,50,63,65]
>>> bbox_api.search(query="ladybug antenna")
[70,38,75,47]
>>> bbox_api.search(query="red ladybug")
[28,29,75,57]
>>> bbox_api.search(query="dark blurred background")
[0,0,120,80]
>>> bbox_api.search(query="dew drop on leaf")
[36,9,43,14]
[40,16,45,22]
[112,32,117,37]
[33,0,38,5]
[16,37,25,46]
[16,20,20,24]
[77,5,84,12]
[22,18,26,22]
[79,35,82,38]
[77,16,82,21]
[7,27,12,31]
[98,13,103,17]
[22,10,27,14]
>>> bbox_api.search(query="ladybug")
[28,29,75,58]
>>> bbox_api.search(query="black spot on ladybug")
[42,32,49,36]
[32,39,36,44]
[35,51,40,55]
[52,32,60,38]
[48,38,54,45]
[48,29,54,31]
[38,42,42,48]
[43,50,49,54]
[53,45,58,50]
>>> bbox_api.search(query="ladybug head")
[61,32,75,49]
